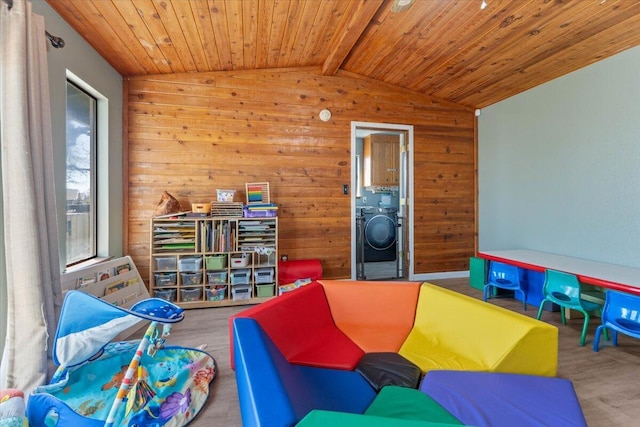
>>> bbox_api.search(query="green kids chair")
[536,269,606,346]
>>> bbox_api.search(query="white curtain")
[0,0,62,395]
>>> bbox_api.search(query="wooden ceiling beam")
[46,0,640,108]
[321,0,384,76]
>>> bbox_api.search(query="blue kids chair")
[593,290,640,352]
[536,269,605,346]
[483,261,527,311]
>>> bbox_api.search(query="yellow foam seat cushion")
[319,280,420,353]
[399,283,558,376]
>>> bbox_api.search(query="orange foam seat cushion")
[319,280,420,352]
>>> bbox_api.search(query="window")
[65,81,97,266]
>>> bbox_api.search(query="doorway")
[350,122,413,281]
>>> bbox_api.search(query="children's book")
[115,263,131,275]
[104,281,125,296]
[76,275,96,289]
[96,267,112,282]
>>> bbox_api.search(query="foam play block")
[469,256,487,291]
[319,280,420,352]
[278,259,322,284]
[399,283,558,375]
[364,386,463,425]
[233,318,375,427]
[230,282,364,370]
[296,410,463,427]
[420,370,587,427]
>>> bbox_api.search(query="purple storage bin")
[243,207,277,218]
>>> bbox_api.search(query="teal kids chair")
[536,269,605,346]
[593,290,640,352]
[483,261,527,311]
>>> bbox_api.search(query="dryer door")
[364,214,396,250]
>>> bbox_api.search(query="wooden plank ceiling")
[47,0,640,108]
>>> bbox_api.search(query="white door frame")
[350,121,414,280]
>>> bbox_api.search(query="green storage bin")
[205,254,227,270]
[256,284,275,297]
[469,256,487,291]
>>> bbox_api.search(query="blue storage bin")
[231,269,251,285]
[232,285,251,301]
[179,256,203,272]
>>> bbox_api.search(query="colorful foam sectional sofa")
[230,280,587,426]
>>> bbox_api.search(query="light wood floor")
[166,278,640,426]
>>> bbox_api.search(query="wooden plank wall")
[126,67,475,283]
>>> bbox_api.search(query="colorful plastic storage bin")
[180,272,202,286]
[154,288,176,302]
[154,272,177,287]
[207,271,228,285]
[232,285,251,301]
[256,284,275,297]
[181,287,203,302]
[254,267,274,284]
[231,253,251,267]
[179,256,202,272]
[205,254,227,270]
[206,286,227,301]
[231,269,251,285]
[155,256,177,271]
[243,207,277,218]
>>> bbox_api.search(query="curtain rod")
[3,0,65,49]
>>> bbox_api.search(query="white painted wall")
[478,45,640,268]
[31,0,125,266]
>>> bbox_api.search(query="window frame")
[64,72,108,268]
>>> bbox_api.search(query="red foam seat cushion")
[231,282,363,370]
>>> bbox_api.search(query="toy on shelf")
[244,182,277,217]
[245,182,270,205]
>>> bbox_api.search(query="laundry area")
[356,206,399,280]
[354,131,405,280]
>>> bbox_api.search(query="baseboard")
[412,270,469,281]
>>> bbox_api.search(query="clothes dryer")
[361,207,397,262]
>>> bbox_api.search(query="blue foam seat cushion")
[420,370,587,427]
[233,317,376,427]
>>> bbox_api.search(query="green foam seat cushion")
[296,409,463,426]
[365,385,463,425]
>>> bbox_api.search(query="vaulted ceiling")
[47,0,640,108]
